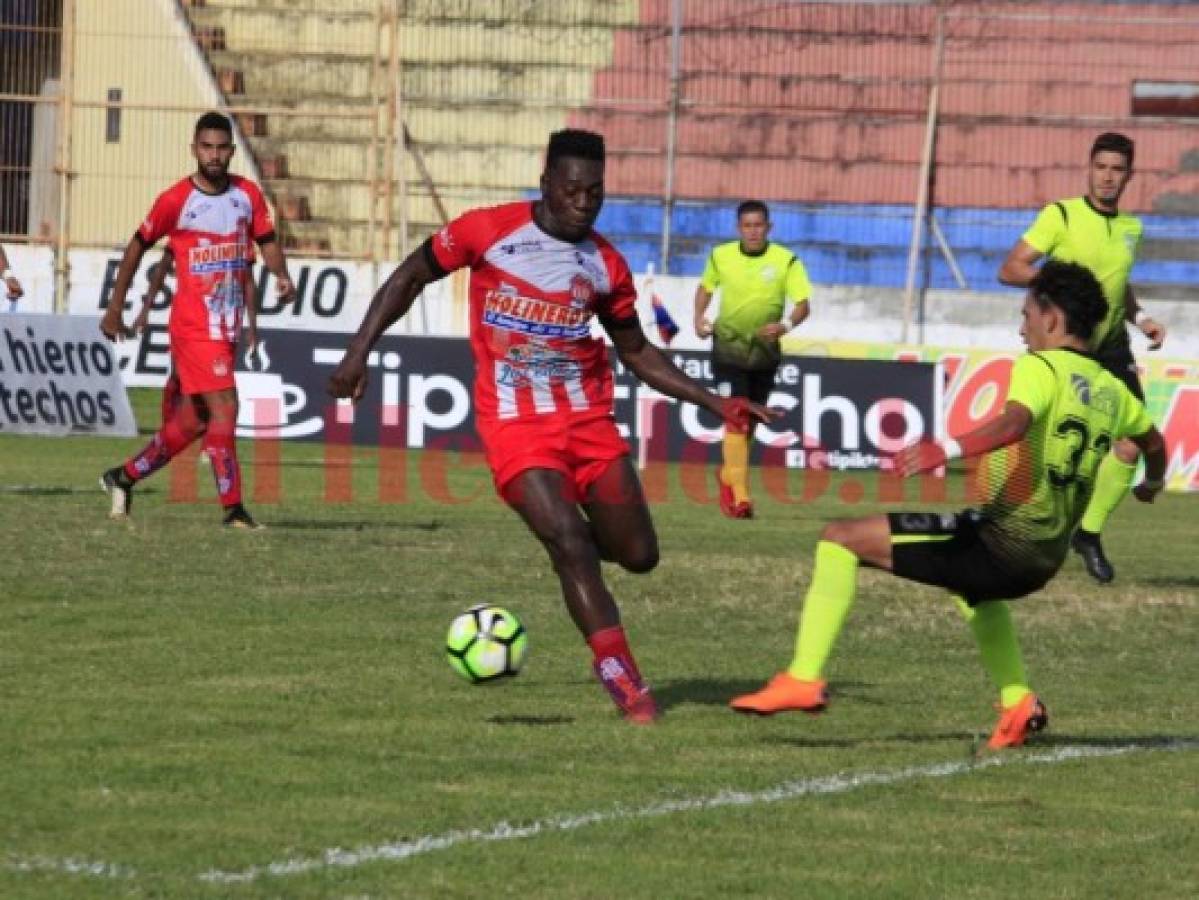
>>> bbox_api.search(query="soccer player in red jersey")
[99,111,295,528]
[329,130,776,723]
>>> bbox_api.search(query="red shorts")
[172,338,236,395]
[478,412,630,502]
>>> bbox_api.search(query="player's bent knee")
[820,519,855,547]
[617,541,659,574]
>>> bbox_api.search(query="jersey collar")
[738,241,770,258]
[1083,195,1118,219]
[190,175,232,197]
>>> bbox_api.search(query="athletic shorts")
[478,412,630,502]
[888,509,1053,606]
[1094,341,1144,402]
[172,338,236,395]
[712,360,776,407]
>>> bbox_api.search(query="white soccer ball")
[445,605,528,683]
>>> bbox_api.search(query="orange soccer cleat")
[987,693,1049,749]
[729,673,828,716]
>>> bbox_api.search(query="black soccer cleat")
[222,503,265,530]
[1071,529,1114,584]
[99,466,133,519]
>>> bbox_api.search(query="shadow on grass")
[764,731,978,750]
[267,519,444,532]
[1034,734,1198,750]
[1,484,159,496]
[654,678,881,711]
[1142,575,1199,589]
[487,714,575,726]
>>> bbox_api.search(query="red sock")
[587,625,643,682]
[122,415,197,482]
[202,415,242,507]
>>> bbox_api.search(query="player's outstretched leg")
[507,467,658,724]
[1073,447,1136,583]
[954,598,1048,749]
[199,389,262,529]
[100,396,204,519]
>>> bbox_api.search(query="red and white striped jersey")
[137,175,274,343]
[428,202,638,424]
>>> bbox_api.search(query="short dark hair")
[1090,131,1134,167]
[545,129,605,169]
[736,200,769,220]
[194,111,233,137]
[1028,260,1106,340]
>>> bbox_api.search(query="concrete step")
[264,177,518,226]
[196,0,637,28]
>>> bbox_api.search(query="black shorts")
[712,361,776,407]
[888,510,1052,606]
[1094,341,1144,402]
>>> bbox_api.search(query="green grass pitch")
[2,388,1196,898]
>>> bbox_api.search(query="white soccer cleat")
[99,467,133,519]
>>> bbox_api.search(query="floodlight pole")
[901,11,945,344]
[659,0,682,275]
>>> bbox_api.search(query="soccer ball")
[445,604,528,683]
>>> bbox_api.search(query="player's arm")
[997,239,1044,288]
[242,261,259,354]
[606,318,778,432]
[133,250,172,334]
[328,242,443,402]
[692,283,714,338]
[100,235,151,340]
[1124,285,1166,351]
[1,244,24,300]
[893,401,1033,477]
[256,237,295,305]
[1130,425,1167,502]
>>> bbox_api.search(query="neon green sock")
[1079,454,1137,534]
[954,597,1030,708]
[787,541,859,681]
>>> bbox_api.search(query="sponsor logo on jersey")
[760,265,777,282]
[499,239,543,256]
[1070,373,1091,405]
[569,274,595,308]
[213,357,229,377]
[189,241,247,274]
[496,342,582,389]
[482,289,590,339]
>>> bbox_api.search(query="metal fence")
[2,0,1197,313]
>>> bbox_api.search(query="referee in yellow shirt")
[694,200,812,518]
[999,132,1168,583]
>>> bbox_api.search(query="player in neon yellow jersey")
[730,261,1167,749]
[693,201,812,518]
[999,132,1168,584]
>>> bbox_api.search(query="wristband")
[1,269,12,281]
[1134,309,1151,327]
[940,438,963,461]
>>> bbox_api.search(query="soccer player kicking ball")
[731,261,1166,748]
[99,111,295,528]
[329,129,775,724]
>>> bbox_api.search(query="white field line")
[7,740,1195,885]
[199,739,1198,885]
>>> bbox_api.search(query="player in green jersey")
[730,260,1167,749]
[998,133,1168,584]
[693,201,812,518]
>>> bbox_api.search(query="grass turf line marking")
[199,739,1197,884]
